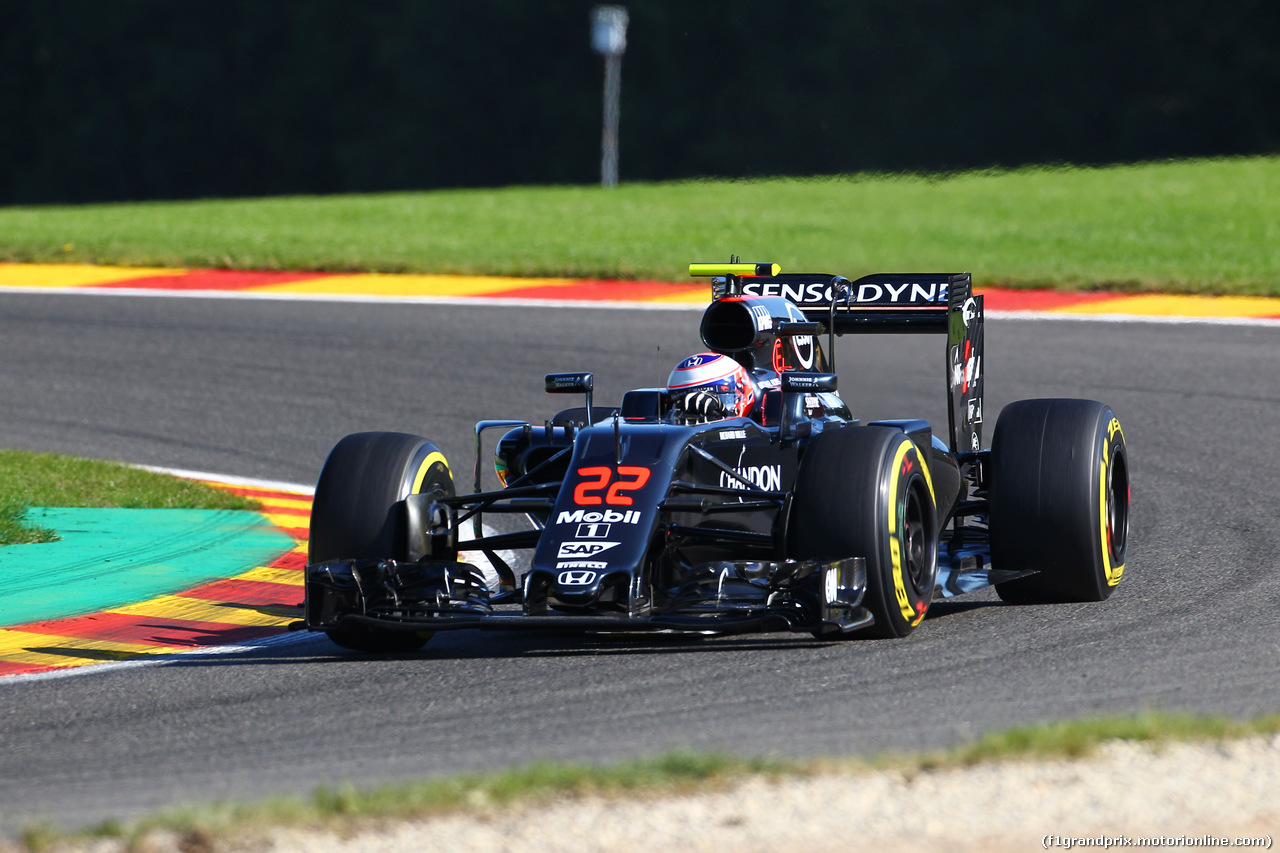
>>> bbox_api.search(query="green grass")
[2,157,1279,294]
[0,449,260,546]
[928,710,1280,767]
[17,712,1280,852]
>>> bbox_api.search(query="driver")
[667,353,757,423]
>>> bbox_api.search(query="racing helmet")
[667,353,756,423]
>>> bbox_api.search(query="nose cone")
[551,565,607,603]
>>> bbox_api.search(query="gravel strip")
[29,737,1280,853]
[264,738,1280,853]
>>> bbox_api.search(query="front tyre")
[989,399,1129,603]
[790,427,939,639]
[308,431,454,652]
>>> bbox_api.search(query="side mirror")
[545,372,594,424]
[777,372,837,440]
[545,372,593,395]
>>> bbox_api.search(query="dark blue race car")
[302,262,1130,652]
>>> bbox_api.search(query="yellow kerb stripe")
[0,629,180,667]
[240,565,305,586]
[259,511,310,532]
[253,496,313,512]
[248,274,575,297]
[0,263,188,288]
[108,596,298,627]
[1058,294,1280,317]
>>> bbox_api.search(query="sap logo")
[576,522,611,538]
[556,560,608,570]
[557,570,597,585]
[557,509,641,525]
[556,541,620,559]
[719,464,781,492]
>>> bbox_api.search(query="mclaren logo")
[793,335,816,369]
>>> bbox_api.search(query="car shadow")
[158,627,876,668]
[157,596,1010,668]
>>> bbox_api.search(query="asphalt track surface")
[1,292,1278,834]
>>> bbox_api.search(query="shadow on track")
[158,595,1010,669]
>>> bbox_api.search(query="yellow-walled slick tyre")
[309,431,454,653]
[790,426,939,639]
[990,399,1129,604]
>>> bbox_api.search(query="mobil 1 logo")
[557,509,642,525]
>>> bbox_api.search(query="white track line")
[0,631,323,685]
[136,465,314,495]
[0,286,705,311]
[5,284,1278,325]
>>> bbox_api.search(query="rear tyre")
[309,431,454,652]
[790,427,939,639]
[990,399,1129,604]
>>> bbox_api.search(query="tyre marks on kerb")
[0,482,310,678]
[0,476,512,679]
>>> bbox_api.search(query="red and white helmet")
[667,353,756,423]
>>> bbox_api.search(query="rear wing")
[691,265,984,454]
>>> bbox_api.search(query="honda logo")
[557,570,597,586]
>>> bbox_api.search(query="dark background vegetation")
[2,0,1277,204]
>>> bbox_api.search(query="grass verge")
[1,157,1279,294]
[17,711,1280,852]
[0,449,260,546]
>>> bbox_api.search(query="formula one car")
[302,262,1129,652]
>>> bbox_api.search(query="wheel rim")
[1106,447,1129,564]
[903,486,931,594]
